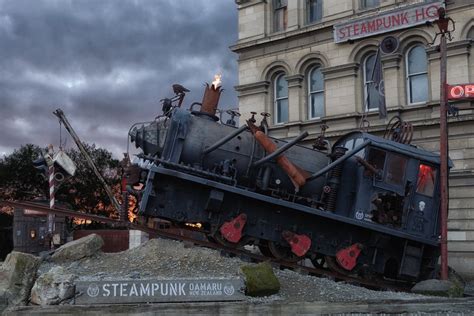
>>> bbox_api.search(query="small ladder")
[399,240,424,278]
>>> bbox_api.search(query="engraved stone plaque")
[74,278,245,304]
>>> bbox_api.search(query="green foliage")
[0,143,120,218]
[0,144,47,201]
[57,144,120,217]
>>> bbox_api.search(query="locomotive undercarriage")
[139,163,439,282]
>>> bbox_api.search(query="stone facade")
[232,0,474,278]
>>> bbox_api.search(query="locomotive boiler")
[128,82,445,282]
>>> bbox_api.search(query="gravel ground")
[39,237,434,303]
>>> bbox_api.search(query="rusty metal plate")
[74,278,245,304]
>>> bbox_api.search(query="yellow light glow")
[185,222,203,229]
[212,74,222,89]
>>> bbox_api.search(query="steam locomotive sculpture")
[128,79,445,282]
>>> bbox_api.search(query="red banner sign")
[447,84,474,100]
[334,2,443,43]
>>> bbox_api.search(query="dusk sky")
[0,0,238,158]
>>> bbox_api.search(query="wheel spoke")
[268,241,301,263]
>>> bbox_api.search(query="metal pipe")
[202,125,248,155]
[439,31,449,281]
[261,166,272,190]
[306,140,371,182]
[252,131,309,167]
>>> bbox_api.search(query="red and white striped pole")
[47,144,55,237]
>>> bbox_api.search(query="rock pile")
[1,233,453,311]
[51,233,104,262]
[30,266,76,305]
[0,252,41,306]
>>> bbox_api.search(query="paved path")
[4,298,474,315]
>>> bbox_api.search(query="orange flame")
[212,74,222,89]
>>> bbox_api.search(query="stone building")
[231,0,474,278]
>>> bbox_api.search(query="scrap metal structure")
[124,77,449,283]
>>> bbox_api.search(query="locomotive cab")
[335,132,447,242]
[330,132,451,279]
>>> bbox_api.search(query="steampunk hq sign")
[334,1,443,43]
[75,278,245,304]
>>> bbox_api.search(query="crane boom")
[52,109,122,213]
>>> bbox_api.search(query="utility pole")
[432,6,455,280]
[439,25,448,281]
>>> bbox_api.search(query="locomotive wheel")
[206,234,217,244]
[213,231,251,249]
[325,256,353,276]
[258,240,275,258]
[310,253,326,269]
[267,241,302,263]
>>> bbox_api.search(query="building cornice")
[381,53,402,70]
[231,24,333,53]
[427,40,471,61]
[235,81,270,97]
[286,75,304,88]
[235,0,265,9]
[321,63,359,80]
[267,103,474,139]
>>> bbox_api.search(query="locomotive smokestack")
[201,74,223,117]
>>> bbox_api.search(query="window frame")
[406,44,429,105]
[306,0,323,24]
[416,163,438,198]
[273,0,288,32]
[363,52,380,112]
[274,73,289,124]
[307,65,325,119]
[360,0,380,10]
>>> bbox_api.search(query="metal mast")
[52,109,122,214]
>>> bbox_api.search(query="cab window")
[367,148,386,171]
[385,153,407,186]
[416,164,437,197]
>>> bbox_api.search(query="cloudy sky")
[0,0,238,158]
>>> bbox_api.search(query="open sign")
[447,84,474,100]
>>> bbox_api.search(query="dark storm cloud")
[0,0,238,157]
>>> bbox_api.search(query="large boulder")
[411,279,464,297]
[240,261,280,297]
[0,252,41,306]
[52,233,104,262]
[30,266,76,305]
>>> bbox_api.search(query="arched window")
[308,66,324,118]
[467,27,474,40]
[274,73,288,124]
[363,52,383,111]
[406,44,428,104]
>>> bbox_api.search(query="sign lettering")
[334,2,443,43]
[75,278,244,304]
[447,84,474,100]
